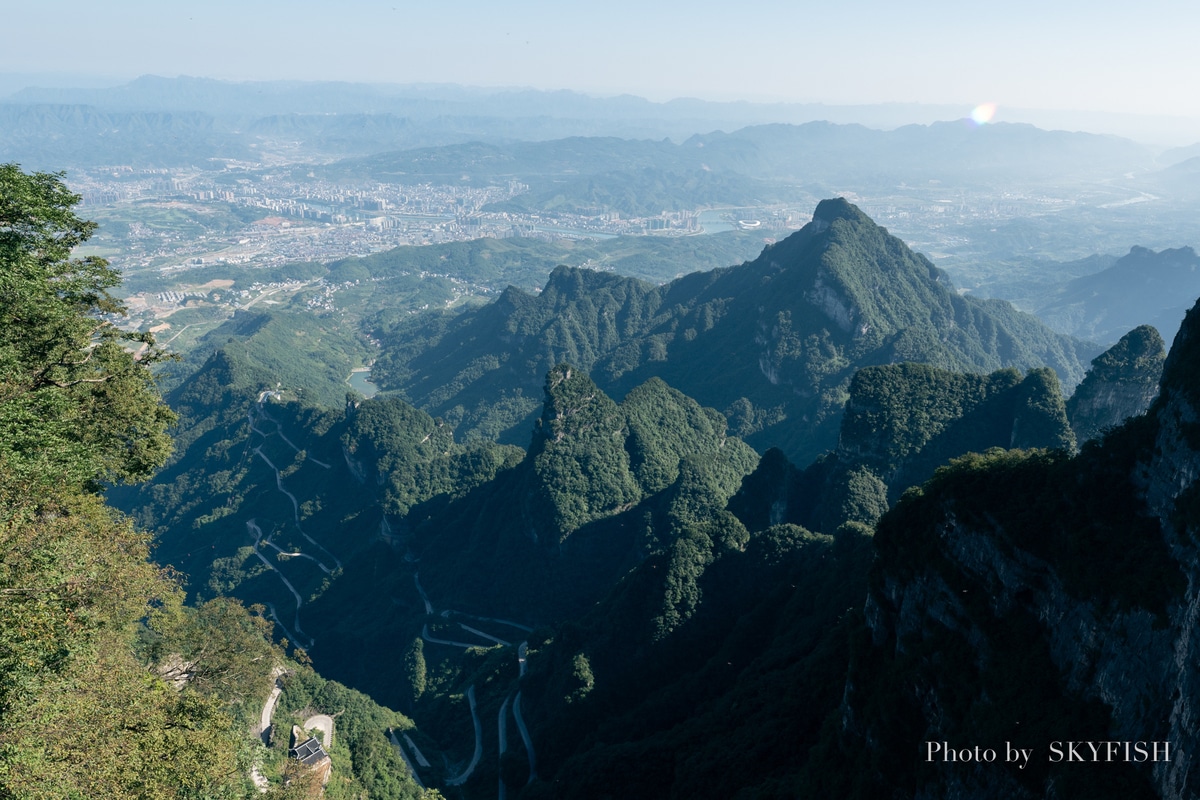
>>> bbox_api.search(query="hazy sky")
[7,0,1200,118]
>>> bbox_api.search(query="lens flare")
[970,103,997,125]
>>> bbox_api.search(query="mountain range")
[372,197,1097,462]
[100,197,1190,798]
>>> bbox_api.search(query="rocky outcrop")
[825,302,1200,798]
[1067,325,1165,445]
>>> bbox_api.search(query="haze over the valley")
[6,0,1200,144]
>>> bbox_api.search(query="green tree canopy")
[0,165,266,799]
[0,163,175,489]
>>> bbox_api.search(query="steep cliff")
[817,300,1200,799]
[728,363,1076,535]
[1067,325,1165,445]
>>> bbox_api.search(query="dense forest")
[0,165,431,799]
[10,157,1199,799]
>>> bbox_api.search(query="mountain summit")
[373,199,1096,463]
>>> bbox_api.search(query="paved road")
[513,690,538,783]
[446,686,483,786]
[251,446,342,570]
[458,623,512,646]
[263,603,303,654]
[414,573,433,615]
[388,729,426,790]
[247,521,313,648]
[250,668,286,792]
[422,623,485,649]
[302,714,334,748]
[497,694,512,800]
[260,537,333,574]
[242,397,351,653]
[257,405,332,468]
[259,684,283,741]
[409,568,542,795]
[404,732,431,768]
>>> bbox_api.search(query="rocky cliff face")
[1067,325,1165,445]
[727,363,1076,538]
[826,304,1200,799]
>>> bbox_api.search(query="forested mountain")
[728,363,1076,535]
[1036,245,1200,344]
[107,196,1199,800]
[374,198,1097,463]
[326,122,1153,191]
[22,140,1192,799]
[6,77,1160,173]
[0,164,433,799]
[0,104,253,168]
[802,297,1200,799]
[1067,325,1165,444]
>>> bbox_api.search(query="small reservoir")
[347,367,379,399]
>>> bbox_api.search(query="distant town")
[69,165,808,279]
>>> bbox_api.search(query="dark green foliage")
[798,297,1200,799]
[278,370,758,721]
[874,441,1182,616]
[375,200,1094,465]
[728,363,1076,538]
[0,165,282,798]
[345,395,521,515]
[623,378,741,494]
[275,667,424,800]
[821,465,889,531]
[815,424,1179,797]
[117,359,520,616]
[808,602,1158,800]
[157,307,373,407]
[530,366,642,537]
[142,597,281,727]
[0,163,175,489]
[394,368,757,625]
[725,447,804,532]
[1067,325,1165,444]
[839,364,1025,470]
[517,520,876,799]
[402,638,427,707]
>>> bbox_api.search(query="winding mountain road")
[513,691,537,783]
[497,695,511,800]
[241,396,348,651]
[389,729,426,789]
[251,446,342,571]
[247,521,313,648]
[421,623,485,649]
[445,685,483,786]
[412,572,538,795]
[253,405,332,468]
[404,732,431,768]
[302,714,334,747]
[250,668,286,792]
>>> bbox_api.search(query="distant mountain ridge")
[7,74,1198,144]
[326,120,1154,192]
[1036,245,1200,344]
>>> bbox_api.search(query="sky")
[7,0,1200,119]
